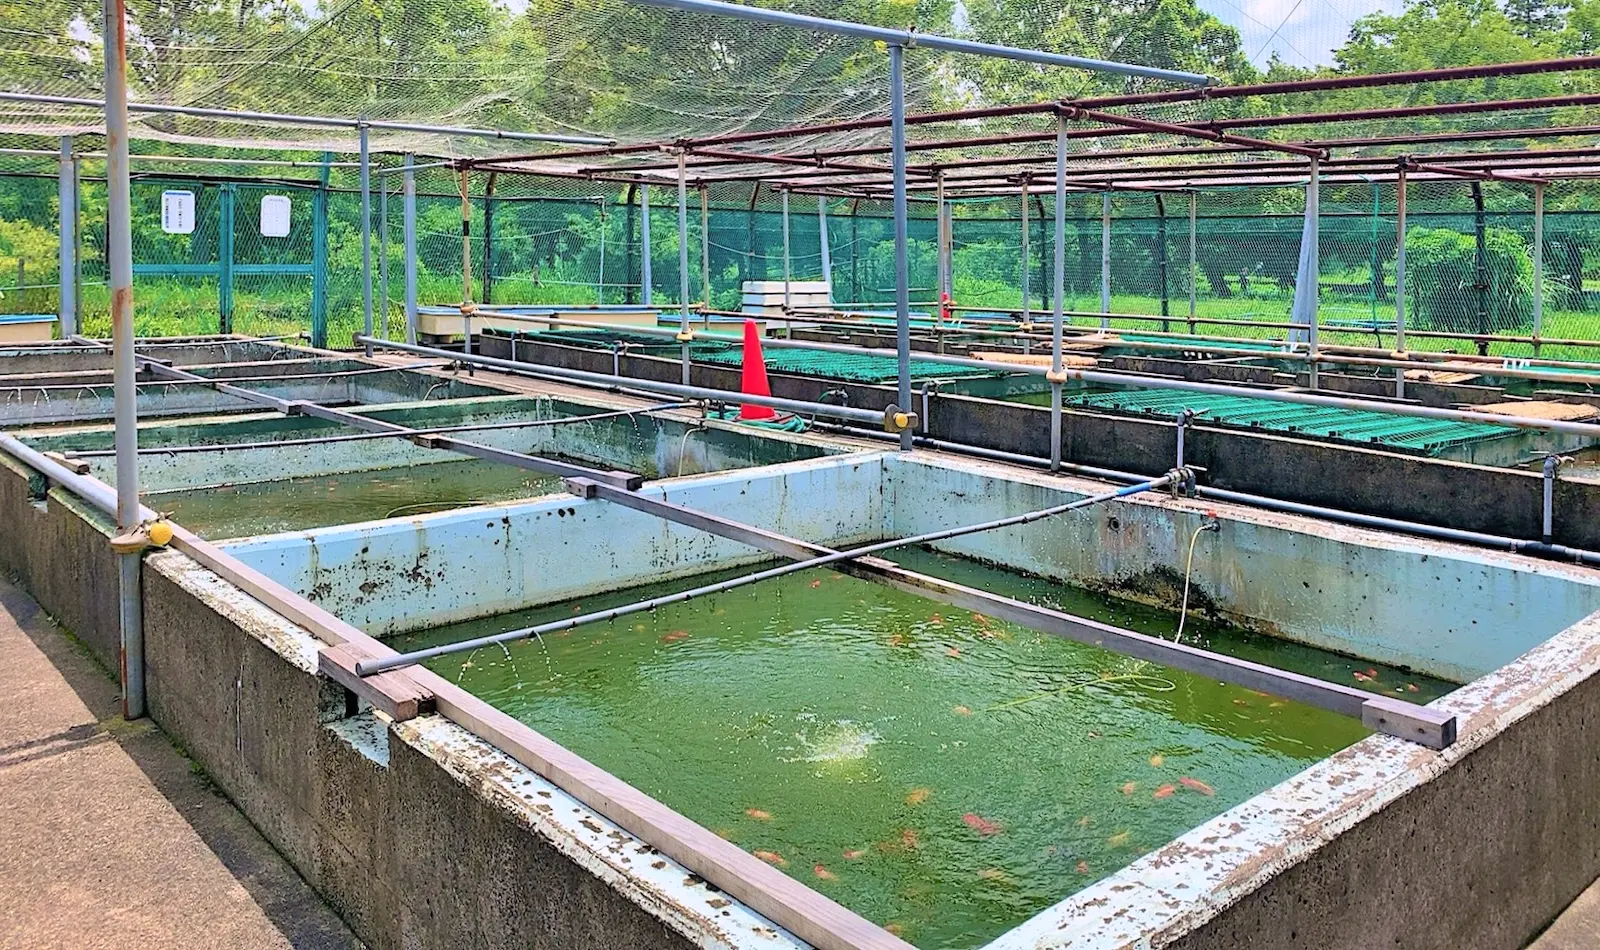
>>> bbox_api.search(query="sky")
[1197,0,1407,68]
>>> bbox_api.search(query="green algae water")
[147,458,565,539]
[398,549,1455,949]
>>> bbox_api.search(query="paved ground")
[1528,877,1600,950]
[0,573,361,950]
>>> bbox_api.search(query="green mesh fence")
[11,168,1600,363]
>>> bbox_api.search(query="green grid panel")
[1068,388,1514,455]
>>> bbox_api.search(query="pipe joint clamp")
[883,404,919,433]
[1044,368,1069,384]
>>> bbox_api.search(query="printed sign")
[161,190,195,235]
[260,194,292,238]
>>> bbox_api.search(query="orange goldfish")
[1179,776,1216,796]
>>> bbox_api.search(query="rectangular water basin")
[215,449,1600,948]
[18,394,839,539]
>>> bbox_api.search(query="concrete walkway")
[0,573,361,950]
[1528,877,1600,950]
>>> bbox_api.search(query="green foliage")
[1405,225,1535,334]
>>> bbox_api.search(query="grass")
[36,272,1600,364]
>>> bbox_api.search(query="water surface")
[148,458,565,538]
[399,549,1453,949]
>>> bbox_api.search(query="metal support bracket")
[675,330,695,343]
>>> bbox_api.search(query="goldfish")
[929,613,944,625]
[1153,784,1176,799]
[810,579,822,589]
[972,613,990,625]
[1149,754,1165,768]
[633,623,647,632]
[945,646,962,658]
[1076,860,1091,874]
[1407,683,1419,692]
[1107,831,1131,848]
[887,633,910,648]
[1076,815,1092,828]
[752,850,787,867]
[843,849,866,860]
[660,630,689,643]
[1119,781,1138,795]
[1179,776,1215,796]
[901,828,921,849]
[962,812,1003,836]
[953,705,972,716]
[813,864,838,881]
[745,808,773,820]
[905,787,931,806]
[572,605,583,614]
[977,868,1007,882]
[1353,670,1373,682]
[885,924,905,936]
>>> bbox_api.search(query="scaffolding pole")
[700,185,711,317]
[1020,176,1031,353]
[360,123,372,356]
[677,150,691,384]
[1395,165,1407,398]
[890,43,913,451]
[403,154,418,345]
[1100,191,1111,327]
[817,194,832,305]
[781,188,792,311]
[1051,114,1067,472]
[641,185,653,307]
[1534,181,1545,357]
[378,178,390,340]
[103,0,143,719]
[1188,192,1197,334]
[57,136,77,338]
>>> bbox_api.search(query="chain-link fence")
[8,164,1600,360]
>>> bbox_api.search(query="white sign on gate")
[161,190,196,235]
[260,195,292,238]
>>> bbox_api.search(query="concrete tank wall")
[221,453,888,636]
[884,453,1600,683]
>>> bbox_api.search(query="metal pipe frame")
[717,302,1600,382]
[358,334,891,425]
[403,154,419,344]
[0,91,612,145]
[890,43,913,451]
[781,187,792,311]
[57,136,77,338]
[676,150,691,383]
[360,125,373,356]
[830,424,1600,570]
[357,462,1455,749]
[624,0,1211,83]
[69,402,695,457]
[1099,191,1111,327]
[103,0,143,720]
[641,182,654,307]
[128,356,648,488]
[492,310,1600,437]
[359,471,1184,675]
[476,56,1600,169]
[817,194,833,304]
[1050,116,1067,472]
[0,430,913,950]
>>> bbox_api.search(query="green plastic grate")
[502,328,998,384]
[693,346,998,383]
[1068,388,1518,454]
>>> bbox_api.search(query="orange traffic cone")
[738,319,778,421]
